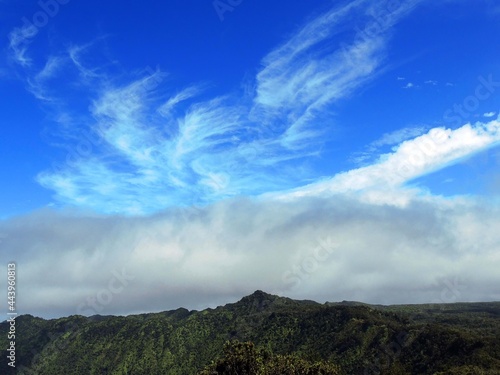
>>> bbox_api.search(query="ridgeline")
[1,291,499,374]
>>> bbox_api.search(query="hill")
[1,291,500,374]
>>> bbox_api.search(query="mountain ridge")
[1,291,500,374]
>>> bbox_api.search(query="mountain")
[1,291,500,374]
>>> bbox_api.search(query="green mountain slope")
[1,291,499,374]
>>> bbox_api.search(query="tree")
[198,340,342,375]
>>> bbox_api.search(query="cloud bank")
[1,193,499,319]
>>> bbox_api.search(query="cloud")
[6,0,497,221]
[68,43,106,81]
[36,55,64,81]
[158,85,205,118]
[27,1,425,215]
[1,193,499,319]
[280,118,500,202]
[369,126,429,149]
[25,55,66,101]
[350,126,429,165]
[425,80,438,85]
[403,82,415,89]
[3,0,499,320]
[8,22,38,66]
[35,66,320,214]
[484,111,497,118]
[16,0,496,218]
[252,0,423,147]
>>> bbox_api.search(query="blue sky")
[1,0,500,318]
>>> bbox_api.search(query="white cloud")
[351,126,429,165]
[35,68,317,214]
[484,111,497,118]
[31,1,427,214]
[369,126,428,149]
[24,55,67,101]
[280,119,500,201]
[403,82,415,89]
[8,23,38,66]
[158,85,204,118]
[36,55,64,81]
[19,0,491,219]
[253,0,423,147]
[68,41,109,81]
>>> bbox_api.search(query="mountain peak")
[249,290,272,299]
[232,290,278,312]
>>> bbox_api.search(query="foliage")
[0,291,499,374]
[198,340,342,375]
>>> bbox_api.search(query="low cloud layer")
[1,193,499,319]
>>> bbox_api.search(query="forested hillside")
[1,291,499,374]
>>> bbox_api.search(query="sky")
[0,0,500,319]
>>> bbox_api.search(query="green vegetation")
[198,340,342,374]
[1,291,499,374]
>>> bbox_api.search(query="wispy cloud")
[369,126,429,149]
[252,0,422,147]
[25,55,66,101]
[158,85,204,118]
[27,1,425,214]
[68,43,105,81]
[8,0,446,215]
[36,55,64,80]
[8,22,38,66]
[350,126,429,165]
[36,67,315,214]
